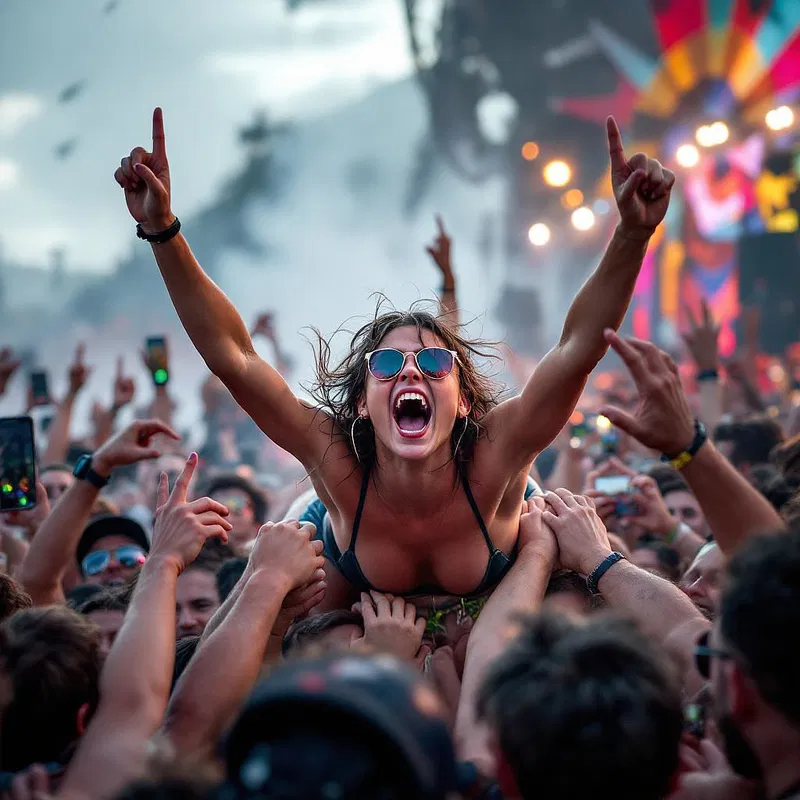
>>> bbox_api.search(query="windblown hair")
[309,301,500,471]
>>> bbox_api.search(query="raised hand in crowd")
[351,591,426,661]
[608,116,675,238]
[66,343,92,399]
[425,215,459,325]
[151,453,231,573]
[602,329,783,553]
[114,107,173,233]
[59,453,227,800]
[0,348,21,397]
[683,299,720,374]
[163,520,324,758]
[19,419,180,605]
[0,483,50,574]
[91,357,137,448]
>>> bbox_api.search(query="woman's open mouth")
[393,391,432,438]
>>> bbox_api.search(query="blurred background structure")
[1,0,800,425]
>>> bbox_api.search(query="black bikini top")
[320,468,515,598]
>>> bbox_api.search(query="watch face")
[73,454,91,478]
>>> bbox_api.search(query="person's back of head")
[477,613,683,800]
[216,558,247,602]
[772,433,800,491]
[720,526,800,728]
[0,576,31,622]
[748,464,794,511]
[0,606,100,771]
[715,416,785,470]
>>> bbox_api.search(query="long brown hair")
[309,300,500,472]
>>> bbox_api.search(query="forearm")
[163,568,287,756]
[439,284,460,328]
[41,394,77,465]
[455,549,554,774]
[18,480,99,604]
[151,386,174,430]
[559,228,649,366]
[101,558,178,719]
[682,443,783,554]
[59,558,179,800]
[92,408,117,449]
[697,379,723,432]
[598,558,708,691]
[150,235,254,378]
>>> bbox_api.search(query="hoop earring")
[453,415,469,460]
[351,415,367,462]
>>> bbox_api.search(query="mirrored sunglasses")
[82,545,147,577]
[365,347,458,381]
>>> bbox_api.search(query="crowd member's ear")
[728,661,759,724]
[76,702,92,736]
[458,395,471,419]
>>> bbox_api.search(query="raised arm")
[455,498,557,776]
[543,489,708,694]
[59,454,231,800]
[114,109,326,464]
[425,215,460,327]
[491,118,675,470]
[600,331,784,554]
[18,420,178,605]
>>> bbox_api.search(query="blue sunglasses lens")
[369,350,405,379]
[416,348,455,379]
[82,551,109,577]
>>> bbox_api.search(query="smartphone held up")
[0,417,37,512]
[145,336,169,386]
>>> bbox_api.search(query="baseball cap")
[223,653,460,799]
[76,515,150,568]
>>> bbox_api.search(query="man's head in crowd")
[203,474,267,550]
[749,464,793,511]
[0,575,32,622]
[176,540,232,640]
[648,465,708,536]
[40,463,74,504]
[282,610,365,659]
[0,606,100,771]
[772,433,800,490]
[714,417,785,475]
[76,515,149,587]
[542,570,599,619]
[631,541,681,582]
[216,557,247,603]
[681,542,724,619]
[705,527,800,785]
[478,614,683,800]
[77,591,128,661]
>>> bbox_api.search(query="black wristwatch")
[661,420,708,471]
[73,455,110,489]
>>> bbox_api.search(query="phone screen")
[0,417,37,511]
[595,475,631,496]
[145,336,169,386]
[30,371,50,406]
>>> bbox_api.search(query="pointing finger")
[156,471,169,508]
[75,343,86,365]
[435,214,445,236]
[116,356,124,380]
[152,107,166,159]
[171,452,198,504]
[606,116,627,175]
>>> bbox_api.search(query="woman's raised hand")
[114,107,173,233]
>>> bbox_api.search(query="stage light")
[766,105,794,131]
[593,198,611,215]
[528,223,551,246]
[696,122,729,147]
[571,206,595,231]
[562,189,583,209]
[711,121,729,144]
[543,159,571,187]
[521,141,540,161]
[676,143,700,168]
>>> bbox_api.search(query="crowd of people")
[0,108,798,800]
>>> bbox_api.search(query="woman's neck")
[371,445,459,517]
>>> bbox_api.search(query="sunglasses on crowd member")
[365,347,459,381]
[217,495,251,515]
[81,545,147,577]
[694,630,732,679]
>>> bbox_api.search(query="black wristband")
[661,419,708,469]
[136,217,181,244]
[586,552,626,595]
[696,368,719,382]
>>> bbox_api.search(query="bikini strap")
[347,468,371,553]
[461,473,495,553]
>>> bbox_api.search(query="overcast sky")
[0,0,414,270]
